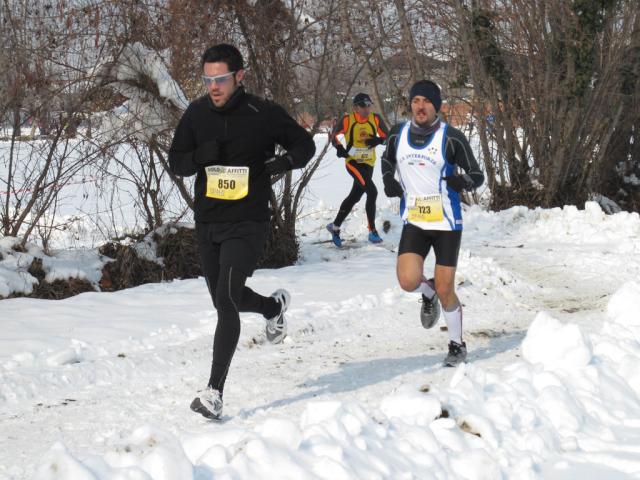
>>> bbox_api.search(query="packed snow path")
[2,204,640,479]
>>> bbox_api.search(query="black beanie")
[409,80,442,112]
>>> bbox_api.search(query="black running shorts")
[398,223,462,267]
[196,221,269,277]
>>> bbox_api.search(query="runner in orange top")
[326,93,389,247]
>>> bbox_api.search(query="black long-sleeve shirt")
[169,87,316,223]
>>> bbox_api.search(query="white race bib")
[349,147,374,163]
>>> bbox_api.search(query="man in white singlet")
[381,80,484,367]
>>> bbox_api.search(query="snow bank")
[32,282,640,479]
[521,312,592,369]
[0,236,105,297]
[465,202,640,251]
[444,281,640,478]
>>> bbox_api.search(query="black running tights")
[334,162,377,231]
[205,265,278,394]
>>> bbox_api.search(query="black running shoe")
[443,341,467,367]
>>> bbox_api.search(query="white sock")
[443,303,463,344]
[415,277,436,299]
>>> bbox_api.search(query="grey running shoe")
[420,293,441,329]
[190,387,223,419]
[443,341,467,367]
[266,289,290,344]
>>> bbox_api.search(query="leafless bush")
[429,0,640,209]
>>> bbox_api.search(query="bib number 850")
[205,165,249,200]
[218,179,236,190]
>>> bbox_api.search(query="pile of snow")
[0,224,197,298]
[0,237,104,298]
[30,282,640,479]
[464,202,640,251]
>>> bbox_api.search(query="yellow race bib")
[205,165,249,200]
[408,195,444,222]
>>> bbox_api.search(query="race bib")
[408,194,444,222]
[205,165,249,200]
[350,147,374,162]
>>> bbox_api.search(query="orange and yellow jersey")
[331,112,388,166]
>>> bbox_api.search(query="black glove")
[364,136,385,148]
[443,174,474,193]
[194,139,221,166]
[335,144,349,158]
[265,153,294,176]
[383,175,404,198]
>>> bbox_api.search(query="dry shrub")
[98,243,163,291]
[258,223,298,269]
[31,278,96,300]
[154,226,201,280]
[2,223,296,301]
[601,177,640,213]
[28,257,46,282]
[98,225,202,291]
[22,257,96,300]
[490,184,546,210]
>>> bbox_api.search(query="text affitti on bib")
[205,165,249,200]
[408,194,444,222]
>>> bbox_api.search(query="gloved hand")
[194,139,221,166]
[335,144,349,158]
[383,175,404,198]
[364,136,385,148]
[265,153,294,176]
[443,173,474,193]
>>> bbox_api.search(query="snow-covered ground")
[2,147,640,479]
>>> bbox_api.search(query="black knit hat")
[353,93,373,107]
[409,80,442,112]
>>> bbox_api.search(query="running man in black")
[327,93,389,246]
[381,80,483,367]
[169,44,315,419]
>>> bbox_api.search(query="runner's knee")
[435,282,455,301]
[215,287,236,314]
[397,271,421,292]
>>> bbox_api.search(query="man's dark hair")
[201,44,244,71]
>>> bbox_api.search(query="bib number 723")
[408,194,444,222]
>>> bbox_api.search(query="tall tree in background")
[0,0,123,247]
[3,0,640,255]
[437,0,639,209]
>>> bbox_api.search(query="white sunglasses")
[202,71,236,86]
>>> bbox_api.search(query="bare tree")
[0,0,118,247]
[429,0,639,209]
